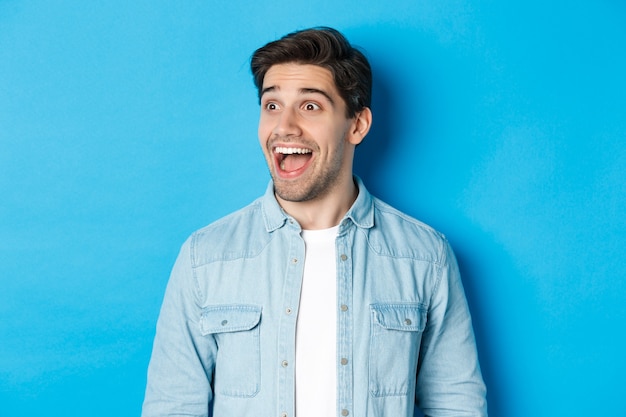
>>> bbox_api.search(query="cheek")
[258,118,271,144]
[258,109,278,128]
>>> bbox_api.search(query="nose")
[273,107,301,137]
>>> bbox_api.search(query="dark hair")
[250,27,372,118]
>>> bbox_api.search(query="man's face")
[258,63,357,203]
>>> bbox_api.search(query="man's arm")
[142,237,216,417]
[415,240,487,416]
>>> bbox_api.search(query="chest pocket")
[369,303,426,397]
[200,304,262,398]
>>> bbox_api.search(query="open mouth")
[273,146,313,176]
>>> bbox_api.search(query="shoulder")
[193,198,264,238]
[186,198,272,266]
[366,197,450,264]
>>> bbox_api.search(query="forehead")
[262,63,337,93]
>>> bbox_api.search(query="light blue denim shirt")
[142,177,487,417]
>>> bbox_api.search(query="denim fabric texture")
[142,177,487,417]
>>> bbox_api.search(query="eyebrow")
[260,86,335,106]
[300,88,335,105]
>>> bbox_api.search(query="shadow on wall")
[352,25,447,203]
[453,232,513,417]
[353,59,395,187]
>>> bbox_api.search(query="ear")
[347,107,372,146]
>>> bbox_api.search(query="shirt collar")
[260,175,375,232]
[344,175,375,229]
[260,181,290,232]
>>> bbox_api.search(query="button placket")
[335,233,353,417]
[277,233,305,417]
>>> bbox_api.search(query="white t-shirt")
[295,226,339,417]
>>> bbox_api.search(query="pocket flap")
[371,303,426,332]
[200,304,262,335]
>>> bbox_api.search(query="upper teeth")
[274,147,312,155]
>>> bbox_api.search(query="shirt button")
[340,304,348,312]
[281,360,289,367]
[340,358,348,365]
[285,307,292,315]
[281,413,288,417]
[221,320,228,326]
[341,409,349,416]
[405,318,412,325]
[340,254,348,261]
[292,258,298,264]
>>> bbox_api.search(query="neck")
[277,176,358,230]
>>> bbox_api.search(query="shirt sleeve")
[142,237,216,417]
[415,239,488,416]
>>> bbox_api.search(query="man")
[142,27,487,417]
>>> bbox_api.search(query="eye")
[264,101,279,111]
[303,102,321,111]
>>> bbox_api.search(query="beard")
[267,135,347,203]
[272,161,342,203]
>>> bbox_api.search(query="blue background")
[1,1,625,416]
